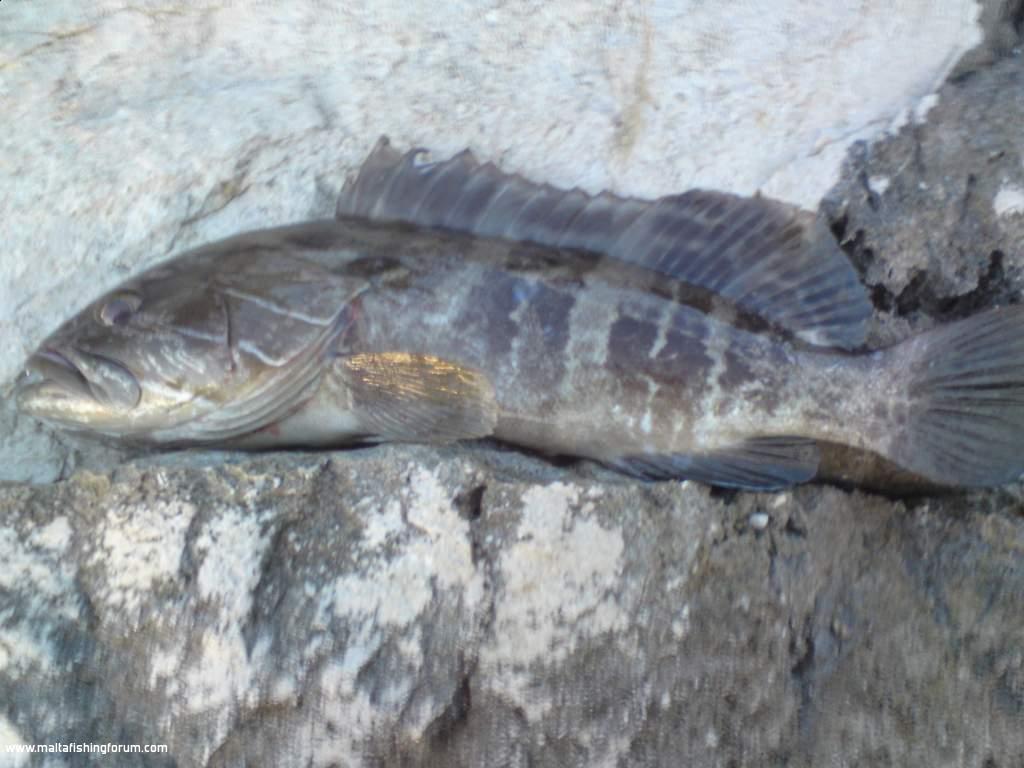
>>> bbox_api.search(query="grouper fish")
[15,138,1024,490]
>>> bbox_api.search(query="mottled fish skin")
[262,218,881,467]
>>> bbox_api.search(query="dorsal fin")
[337,137,870,349]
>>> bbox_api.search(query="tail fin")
[891,305,1024,487]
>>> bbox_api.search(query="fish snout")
[19,346,141,413]
[14,349,83,420]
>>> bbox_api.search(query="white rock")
[749,512,770,531]
[994,183,1024,217]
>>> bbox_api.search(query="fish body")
[16,139,1024,489]
[238,219,867,466]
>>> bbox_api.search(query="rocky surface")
[3,445,1024,768]
[824,51,1024,348]
[3,1,1024,767]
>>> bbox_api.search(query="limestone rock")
[2,445,1024,766]
[824,55,1024,346]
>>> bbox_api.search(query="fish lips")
[19,347,142,413]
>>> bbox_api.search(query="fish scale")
[323,220,869,472]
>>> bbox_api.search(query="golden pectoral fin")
[336,352,498,443]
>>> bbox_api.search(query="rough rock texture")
[3,445,1024,768]
[823,51,1024,347]
[4,1,1024,767]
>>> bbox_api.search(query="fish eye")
[97,293,142,326]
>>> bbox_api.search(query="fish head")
[18,270,238,437]
[16,227,361,442]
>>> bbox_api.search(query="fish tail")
[889,305,1024,487]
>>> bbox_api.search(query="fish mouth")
[17,346,142,417]
[23,348,92,397]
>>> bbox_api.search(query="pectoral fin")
[337,352,498,443]
[610,436,820,490]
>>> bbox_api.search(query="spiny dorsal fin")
[337,137,870,349]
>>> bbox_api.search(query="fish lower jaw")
[15,378,95,424]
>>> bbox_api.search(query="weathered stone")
[824,53,1024,346]
[2,445,1024,766]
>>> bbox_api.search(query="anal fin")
[610,436,820,490]
[338,352,498,443]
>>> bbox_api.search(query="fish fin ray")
[337,137,870,349]
[890,305,1024,486]
[610,435,819,490]
[336,352,498,443]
